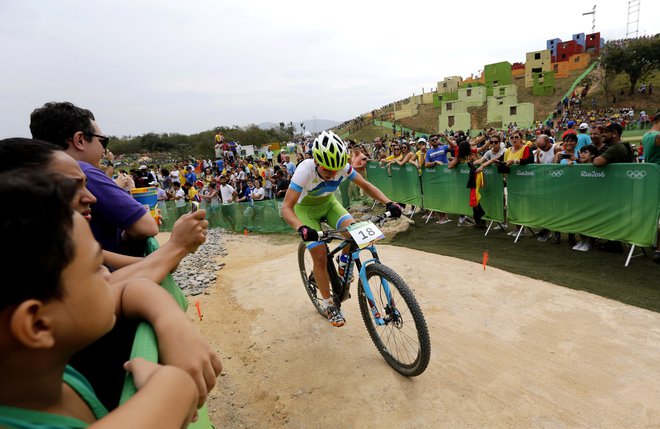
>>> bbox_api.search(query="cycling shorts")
[294,194,353,249]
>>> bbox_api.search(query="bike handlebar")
[316,211,393,241]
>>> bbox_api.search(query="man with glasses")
[30,102,159,253]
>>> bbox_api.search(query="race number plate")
[347,221,385,249]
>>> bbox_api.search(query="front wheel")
[358,263,431,376]
[298,241,331,317]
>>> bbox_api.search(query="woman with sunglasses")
[381,141,403,167]
[504,130,534,166]
[393,141,418,167]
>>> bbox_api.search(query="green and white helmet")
[311,130,348,171]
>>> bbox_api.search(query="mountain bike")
[297,214,431,376]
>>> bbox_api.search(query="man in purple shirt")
[30,102,158,253]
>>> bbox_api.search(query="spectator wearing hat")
[593,123,633,166]
[561,120,577,140]
[575,123,592,154]
[415,138,428,167]
[184,165,197,186]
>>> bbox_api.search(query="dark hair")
[0,138,60,173]
[580,144,598,156]
[458,141,472,159]
[0,172,77,310]
[29,102,96,150]
[563,133,578,143]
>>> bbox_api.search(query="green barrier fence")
[507,164,660,247]
[366,162,504,221]
[421,165,505,222]
[120,237,212,428]
[389,164,423,206]
[159,199,293,233]
[158,162,660,247]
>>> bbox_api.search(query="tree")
[600,36,660,97]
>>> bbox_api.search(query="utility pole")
[582,4,596,33]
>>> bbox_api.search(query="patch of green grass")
[391,219,660,312]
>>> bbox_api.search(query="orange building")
[552,61,569,78]
[567,53,591,71]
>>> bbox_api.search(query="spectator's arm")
[114,278,222,408]
[103,251,142,270]
[592,155,608,166]
[124,211,159,239]
[92,360,198,429]
[109,211,208,284]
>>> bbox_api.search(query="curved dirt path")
[188,233,660,428]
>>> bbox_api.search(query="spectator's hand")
[297,225,319,242]
[475,165,484,173]
[385,201,402,218]
[104,150,115,162]
[170,210,209,254]
[156,318,223,407]
[124,358,162,389]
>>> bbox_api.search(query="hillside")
[343,65,659,139]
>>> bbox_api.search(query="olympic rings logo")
[549,170,564,178]
[626,171,647,179]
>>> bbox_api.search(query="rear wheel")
[298,241,333,317]
[357,263,431,376]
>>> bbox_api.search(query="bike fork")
[358,258,393,326]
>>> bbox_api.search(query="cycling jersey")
[289,159,357,205]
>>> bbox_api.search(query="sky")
[0,0,657,138]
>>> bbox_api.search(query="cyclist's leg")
[294,203,331,300]
[326,196,355,256]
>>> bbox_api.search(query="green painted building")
[433,91,458,107]
[532,70,555,96]
[484,61,513,96]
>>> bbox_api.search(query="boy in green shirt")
[0,173,199,428]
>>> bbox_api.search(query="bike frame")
[324,238,394,327]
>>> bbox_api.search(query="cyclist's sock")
[322,298,332,309]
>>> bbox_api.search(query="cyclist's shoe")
[325,304,346,327]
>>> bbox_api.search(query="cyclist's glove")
[385,201,402,218]
[297,225,319,242]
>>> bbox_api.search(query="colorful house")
[438,112,471,131]
[486,84,519,123]
[433,91,458,107]
[393,98,418,120]
[457,86,487,108]
[546,38,561,58]
[512,62,525,78]
[585,32,602,55]
[484,61,513,96]
[554,40,584,62]
[501,102,535,127]
[533,71,555,96]
[437,76,462,94]
[525,49,552,88]
[552,61,569,78]
[572,33,586,49]
[567,53,591,71]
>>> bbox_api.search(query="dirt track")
[188,233,660,428]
